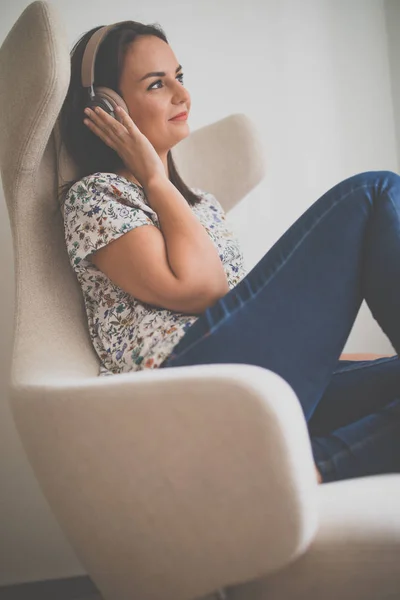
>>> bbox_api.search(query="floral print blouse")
[63,172,246,376]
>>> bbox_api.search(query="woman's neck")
[115,168,143,188]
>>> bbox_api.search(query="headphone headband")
[81,21,127,90]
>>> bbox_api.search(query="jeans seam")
[167,183,373,365]
[333,355,398,374]
[314,417,398,472]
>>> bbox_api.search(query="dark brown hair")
[58,21,202,206]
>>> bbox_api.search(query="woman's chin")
[170,125,190,144]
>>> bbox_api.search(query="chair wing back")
[0,0,266,386]
[0,0,100,384]
[172,113,266,213]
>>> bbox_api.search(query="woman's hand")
[83,106,166,188]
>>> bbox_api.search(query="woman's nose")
[173,81,189,102]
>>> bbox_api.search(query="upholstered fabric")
[0,0,99,382]
[0,2,317,599]
[229,475,400,600]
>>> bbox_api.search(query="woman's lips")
[169,113,188,121]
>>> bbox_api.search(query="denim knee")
[347,169,397,185]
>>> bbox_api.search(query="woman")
[60,21,400,484]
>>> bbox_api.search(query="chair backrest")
[0,0,266,386]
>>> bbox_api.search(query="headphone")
[81,22,129,121]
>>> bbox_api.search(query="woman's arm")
[84,106,230,298]
[143,175,230,296]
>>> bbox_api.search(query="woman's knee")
[342,170,400,204]
[370,170,400,207]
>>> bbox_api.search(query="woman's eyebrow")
[138,64,183,82]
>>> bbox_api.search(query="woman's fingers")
[114,106,137,133]
[84,106,131,149]
[84,114,116,149]
[85,106,127,138]
[83,106,143,164]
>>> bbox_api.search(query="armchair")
[1,2,399,600]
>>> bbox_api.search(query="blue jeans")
[160,171,400,483]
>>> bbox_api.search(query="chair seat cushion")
[226,474,400,600]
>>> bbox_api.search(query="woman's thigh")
[162,171,400,421]
[308,355,400,435]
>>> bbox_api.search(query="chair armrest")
[10,364,319,600]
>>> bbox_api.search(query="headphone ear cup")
[88,86,129,121]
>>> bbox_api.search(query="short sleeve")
[64,174,155,269]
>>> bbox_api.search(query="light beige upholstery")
[0,2,399,600]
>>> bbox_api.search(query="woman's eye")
[148,73,184,90]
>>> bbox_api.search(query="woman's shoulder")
[69,172,143,195]
[190,186,214,203]
[190,187,225,214]
[64,172,146,211]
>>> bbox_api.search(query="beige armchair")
[1,2,399,600]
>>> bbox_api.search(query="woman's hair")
[58,21,202,207]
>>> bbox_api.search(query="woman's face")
[118,35,191,153]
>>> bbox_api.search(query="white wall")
[385,0,400,172]
[0,0,399,585]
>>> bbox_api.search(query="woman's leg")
[162,171,400,425]
[311,396,400,482]
[308,355,400,481]
[309,355,400,435]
